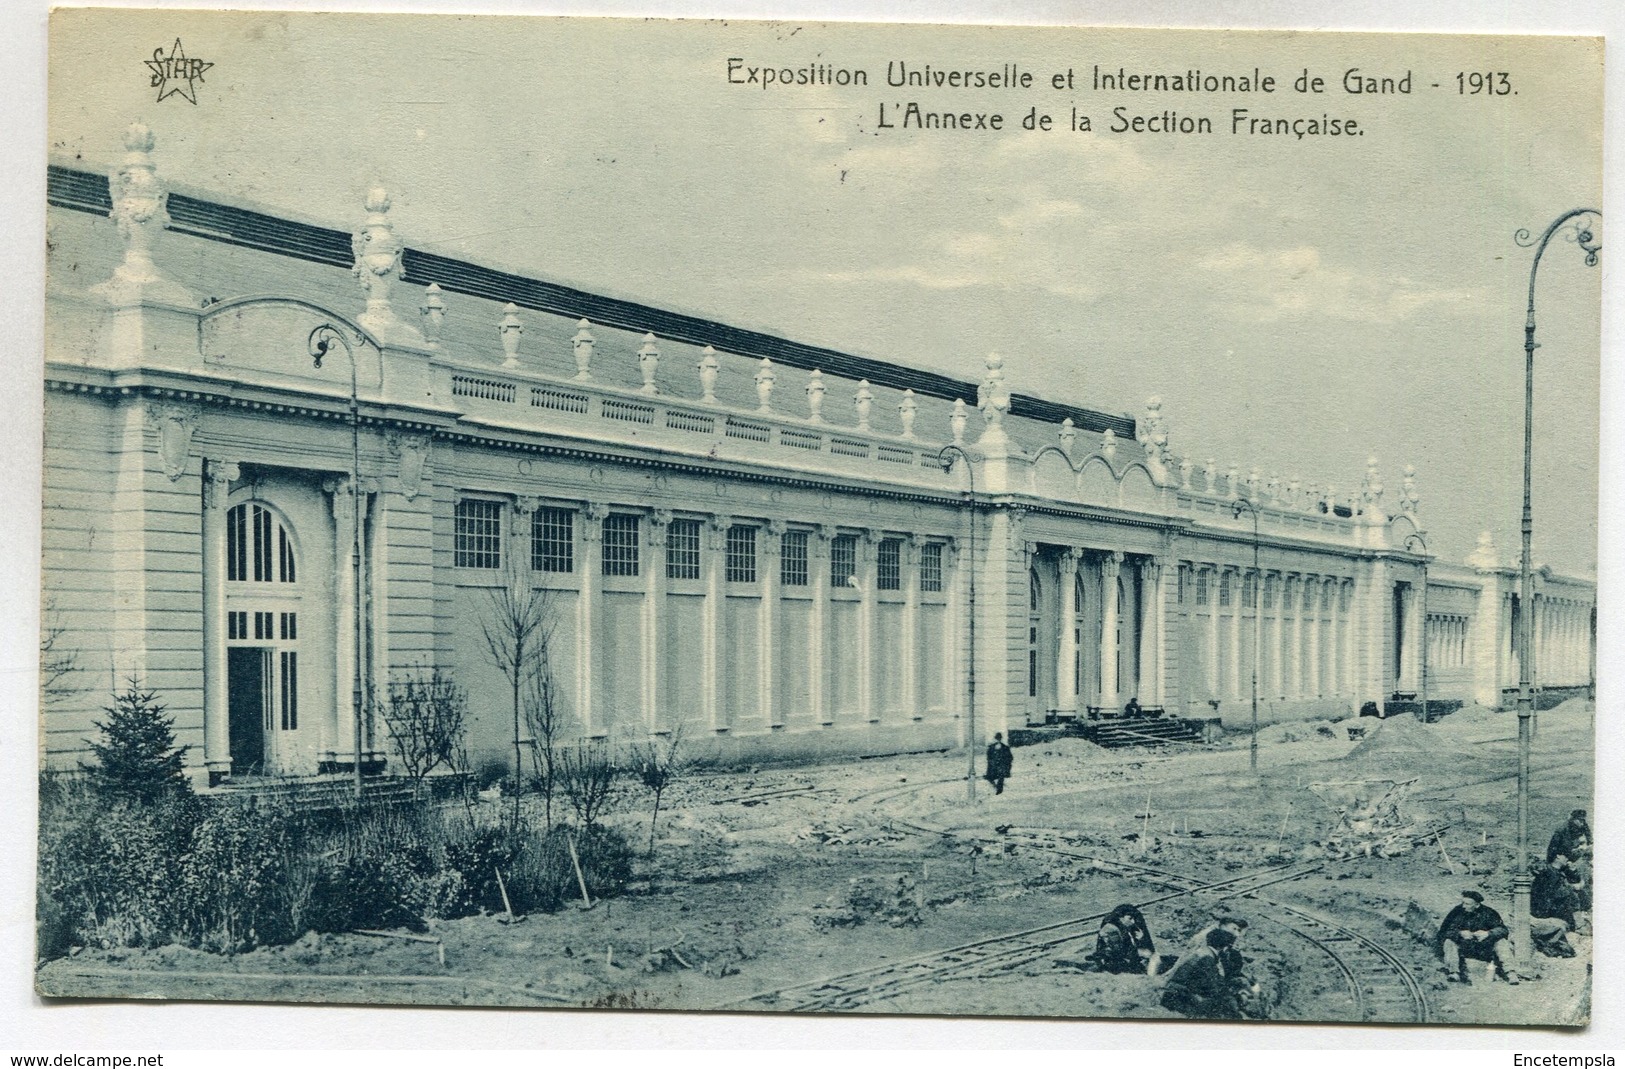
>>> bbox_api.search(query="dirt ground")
[39,701,1595,1027]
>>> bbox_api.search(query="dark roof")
[48,164,1135,439]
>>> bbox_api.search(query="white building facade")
[41,127,1597,784]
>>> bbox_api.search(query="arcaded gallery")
[40,127,1597,785]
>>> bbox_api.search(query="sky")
[46,12,1604,573]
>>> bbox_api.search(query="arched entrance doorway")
[224,501,304,775]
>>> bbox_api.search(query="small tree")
[629,723,690,856]
[481,566,560,824]
[40,598,84,709]
[523,648,566,829]
[557,737,620,830]
[85,680,191,806]
[377,666,468,782]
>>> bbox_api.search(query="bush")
[505,824,635,913]
[179,796,304,952]
[36,755,641,961]
[304,854,431,934]
[442,824,518,915]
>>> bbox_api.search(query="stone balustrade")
[437,353,956,485]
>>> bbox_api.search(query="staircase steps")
[1076,717,1205,750]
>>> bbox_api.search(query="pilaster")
[645,510,670,733]
[1056,549,1080,715]
[760,520,784,728]
[578,501,607,735]
[201,459,237,780]
[1100,551,1123,710]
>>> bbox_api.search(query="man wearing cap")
[1547,810,1592,911]
[1437,890,1517,984]
[1160,928,1244,1019]
[1530,854,1582,958]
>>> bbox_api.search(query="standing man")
[985,732,1013,796]
[1437,890,1517,984]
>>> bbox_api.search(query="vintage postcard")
[38,10,1601,1028]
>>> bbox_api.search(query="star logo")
[145,39,213,105]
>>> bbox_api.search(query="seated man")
[1123,697,1143,719]
[1178,915,1267,1019]
[1437,890,1517,984]
[1530,854,1583,957]
[1547,809,1592,911]
[1160,928,1243,1019]
[1083,903,1157,974]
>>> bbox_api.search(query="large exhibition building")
[41,126,1597,784]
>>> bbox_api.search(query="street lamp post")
[939,443,979,804]
[1403,533,1429,723]
[1232,499,1261,774]
[311,323,368,799]
[1511,209,1600,963]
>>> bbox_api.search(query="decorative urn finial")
[419,283,446,347]
[498,303,524,367]
[697,346,721,403]
[1401,464,1420,516]
[572,319,595,381]
[1059,416,1077,456]
[898,389,918,439]
[637,333,661,395]
[91,122,192,306]
[352,186,413,339]
[754,358,776,412]
[977,352,1010,444]
[806,369,826,423]
[855,380,874,432]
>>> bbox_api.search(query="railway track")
[728,776,1436,1021]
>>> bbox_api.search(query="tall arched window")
[223,501,302,776]
[227,503,298,583]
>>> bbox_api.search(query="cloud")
[1191,241,1484,324]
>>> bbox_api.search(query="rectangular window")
[1219,573,1232,608]
[279,611,298,641]
[280,651,298,730]
[781,530,809,587]
[454,499,503,569]
[830,534,856,589]
[228,611,247,640]
[1242,574,1257,604]
[1196,572,1209,606]
[921,543,944,593]
[1264,577,1276,610]
[532,507,574,573]
[1177,565,1189,604]
[253,611,274,640]
[877,538,902,591]
[726,525,757,583]
[602,514,640,577]
[667,518,701,580]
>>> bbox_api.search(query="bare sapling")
[630,722,690,856]
[376,665,469,784]
[481,564,561,825]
